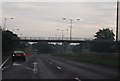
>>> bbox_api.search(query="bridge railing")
[19,37,94,41]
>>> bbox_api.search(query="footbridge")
[19,37,94,43]
[18,37,115,43]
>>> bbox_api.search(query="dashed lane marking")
[33,62,38,74]
[13,62,22,66]
[57,66,62,70]
[49,62,52,64]
[75,77,81,81]
[20,66,34,71]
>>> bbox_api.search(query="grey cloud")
[2,2,117,38]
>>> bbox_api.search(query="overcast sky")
[1,1,119,39]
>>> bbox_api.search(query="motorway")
[2,54,119,80]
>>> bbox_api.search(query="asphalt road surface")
[2,54,119,80]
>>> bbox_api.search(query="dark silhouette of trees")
[94,28,115,41]
[72,28,116,53]
[2,30,20,52]
[72,42,90,54]
[90,28,116,53]
[32,42,52,54]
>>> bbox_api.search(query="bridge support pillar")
[63,41,66,54]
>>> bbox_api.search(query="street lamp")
[3,18,13,31]
[116,0,119,53]
[116,0,119,42]
[12,29,19,31]
[63,17,80,40]
[0,25,2,31]
[57,29,68,40]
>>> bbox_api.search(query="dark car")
[12,51,26,62]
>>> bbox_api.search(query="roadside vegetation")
[33,28,117,54]
[2,30,28,61]
[2,30,20,52]
[52,54,119,67]
[51,28,119,67]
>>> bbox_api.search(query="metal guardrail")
[19,37,94,41]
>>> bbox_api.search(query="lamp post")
[3,18,13,31]
[63,17,80,40]
[57,29,68,40]
[0,25,1,32]
[116,0,119,42]
[116,0,119,53]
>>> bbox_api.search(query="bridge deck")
[18,37,115,43]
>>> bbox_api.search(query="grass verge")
[52,54,119,67]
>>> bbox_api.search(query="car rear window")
[13,51,25,54]
[15,53,24,54]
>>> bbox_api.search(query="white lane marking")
[49,62,52,64]
[13,63,36,72]
[13,63,22,66]
[75,77,81,81]
[32,62,38,65]
[13,62,34,71]
[13,62,38,74]
[1,66,10,70]
[0,56,10,69]
[33,62,38,74]
[19,66,34,71]
[57,66,62,70]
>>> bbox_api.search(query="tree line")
[73,28,117,53]
[2,30,28,53]
[2,28,119,54]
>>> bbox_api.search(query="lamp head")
[63,18,66,20]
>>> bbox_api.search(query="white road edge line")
[0,56,10,69]
[75,77,81,81]
[1,66,10,70]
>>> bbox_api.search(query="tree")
[94,28,115,41]
[72,43,90,54]
[2,30,20,52]
[32,42,52,54]
[18,41,30,50]
[90,28,116,53]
